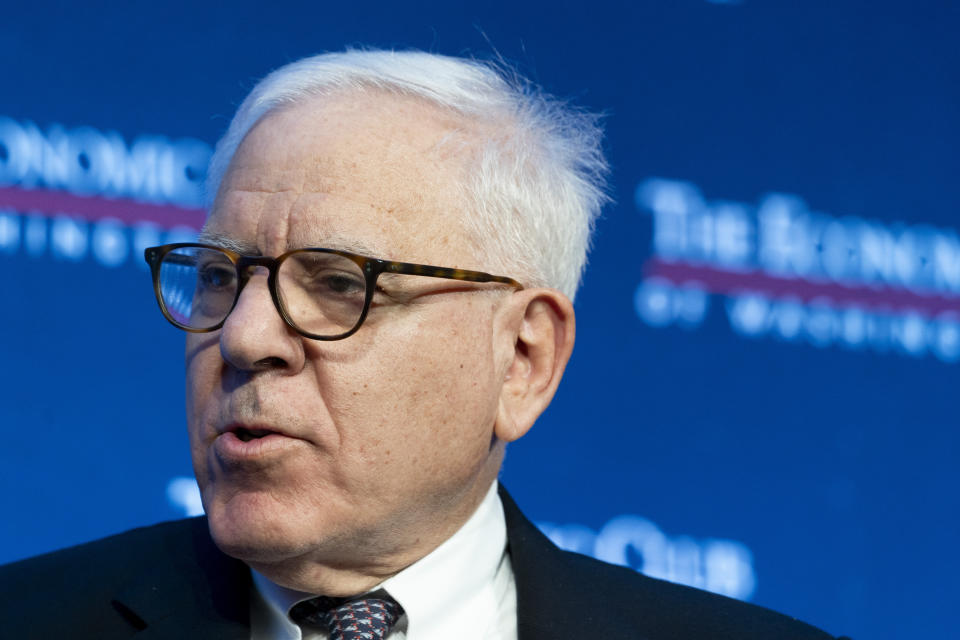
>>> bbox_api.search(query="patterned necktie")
[289,594,404,640]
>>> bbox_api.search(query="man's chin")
[203,494,312,564]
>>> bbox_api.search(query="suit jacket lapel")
[500,486,595,640]
[500,486,657,640]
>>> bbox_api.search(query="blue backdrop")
[2,2,957,639]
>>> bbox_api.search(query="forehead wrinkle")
[207,185,400,259]
[258,194,291,262]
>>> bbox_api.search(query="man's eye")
[198,265,236,290]
[312,271,365,296]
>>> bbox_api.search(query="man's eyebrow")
[316,234,388,258]
[196,230,389,259]
[197,231,259,255]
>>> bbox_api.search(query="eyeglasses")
[144,243,523,340]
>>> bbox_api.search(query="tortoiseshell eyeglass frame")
[144,242,524,341]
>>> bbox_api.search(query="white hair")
[207,49,609,300]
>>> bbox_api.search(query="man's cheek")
[185,348,217,402]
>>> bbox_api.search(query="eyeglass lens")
[157,246,369,337]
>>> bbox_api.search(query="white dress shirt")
[250,481,517,640]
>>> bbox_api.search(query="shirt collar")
[251,480,509,639]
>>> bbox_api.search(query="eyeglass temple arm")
[382,260,523,289]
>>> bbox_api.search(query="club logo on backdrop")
[539,517,756,601]
[0,116,207,266]
[634,177,960,363]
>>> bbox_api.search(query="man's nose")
[218,270,305,372]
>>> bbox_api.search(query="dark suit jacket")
[0,488,844,639]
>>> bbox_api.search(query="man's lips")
[213,424,303,463]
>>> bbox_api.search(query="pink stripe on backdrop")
[0,185,205,230]
[646,258,960,318]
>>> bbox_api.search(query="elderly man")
[1,50,843,639]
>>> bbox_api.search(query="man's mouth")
[233,427,276,442]
[214,424,300,463]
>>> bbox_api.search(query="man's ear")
[495,288,575,443]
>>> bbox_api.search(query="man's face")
[187,93,515,585]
